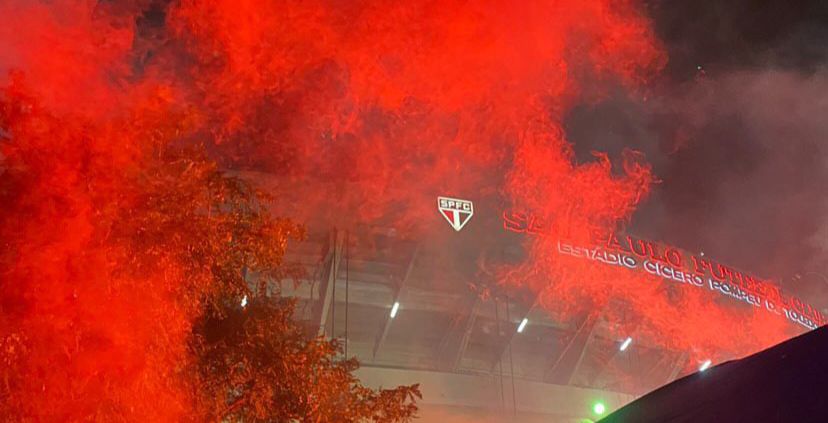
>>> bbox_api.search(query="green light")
[593,402,606,415]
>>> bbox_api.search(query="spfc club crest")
[437,196,474,231]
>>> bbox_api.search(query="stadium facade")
[263,180,818,422]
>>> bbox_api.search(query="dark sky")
[650,0,828,76]
[566,0,828,300]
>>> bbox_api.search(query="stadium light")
[699,359,712,372]
[619,337,633,351]
[592,402,606,415]
[390,301,400,318]
[517,317,529,333]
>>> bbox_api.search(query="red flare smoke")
[0,0,795,418]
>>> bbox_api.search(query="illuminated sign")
[438,196,474,231]
[503,210,825,330]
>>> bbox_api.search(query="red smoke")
[168,0,799,368]
[0,2,195,419]
[168,0,664,227]
[0,0,797,418]
[169,0,793,358]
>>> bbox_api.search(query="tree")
[195,299,420,422]
[155,153,423,422]
[121,142,422,422]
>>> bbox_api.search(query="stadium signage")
[503,210,825,330]
[438,196,474,231]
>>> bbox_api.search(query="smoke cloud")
[2,0,824,418]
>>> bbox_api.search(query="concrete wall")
[355,366,636,422]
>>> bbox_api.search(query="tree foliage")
[195,299,420,422]
[133,144,422,422]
